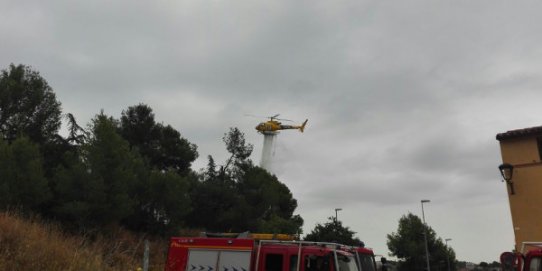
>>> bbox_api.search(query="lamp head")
[499,163,514,182]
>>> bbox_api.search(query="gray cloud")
[3,0,540,262]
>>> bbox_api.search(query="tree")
[237,166,303,234]
[387,213,456,271]
[122,169,193,236]
[52,110,195,235]
[0,64,66,179]
[0,137,51,212]
[51,151,104,229]
[304,217,362,246]
[156,124,198,175]
[187,128,253,231]
[85,113,140,225]
[40,113,88,179]
[489,261,500,268]
[187,128,303,234]
[52,113,143,229]
[220,127,253,179]
[0,64,61,144]
[258,213,304,235]
[119,104,160,160]
[186,162,239,231]
[119,104,198,175]
[64,113,88,145]
[203,155,217,181]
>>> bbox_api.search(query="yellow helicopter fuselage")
[255,119,308,134]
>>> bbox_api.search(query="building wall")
[499,136,542,252]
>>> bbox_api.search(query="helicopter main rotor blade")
[246,113,295,122]
[244,114,260,118]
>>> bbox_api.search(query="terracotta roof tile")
[496,125,542,141]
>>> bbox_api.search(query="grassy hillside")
[0,211,167,270]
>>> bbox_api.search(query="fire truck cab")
[165,235,363,271]
[500,243,542,271]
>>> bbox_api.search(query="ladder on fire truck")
[200,232,298,241]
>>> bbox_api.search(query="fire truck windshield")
[337,254,358,271]
[529,257,542,271]
[356,253,375,271]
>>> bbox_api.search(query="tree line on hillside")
[0,63,302,236]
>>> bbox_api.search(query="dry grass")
[0,211,168,270]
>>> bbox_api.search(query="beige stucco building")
[497,126,542,252]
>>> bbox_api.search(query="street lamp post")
[334,208,342,222]
[445,238,452,271]
[421,200,431,271]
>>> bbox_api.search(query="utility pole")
[445,238,452,271]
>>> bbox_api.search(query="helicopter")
[254,114,308,134]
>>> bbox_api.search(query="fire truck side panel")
[186,250,219,271]
[165,238,254,271]
[165,239,189,271]
[220,251,252,271]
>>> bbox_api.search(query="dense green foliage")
[187,128,303,234]
[119,104,198,175]
[387,213,456,271]
[304,217,363,246]
[0,64,65,178]
[0,64,61,144]
[0,63,303,237]
[52,114,145,228]
[0,137,51,212]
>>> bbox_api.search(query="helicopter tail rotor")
[300,119,308,132]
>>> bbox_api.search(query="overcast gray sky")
[4,0,542,263]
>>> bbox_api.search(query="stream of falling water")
[260,133,277,172]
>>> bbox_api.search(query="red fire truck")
[500,242,542,271]
[165,233,376,271]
